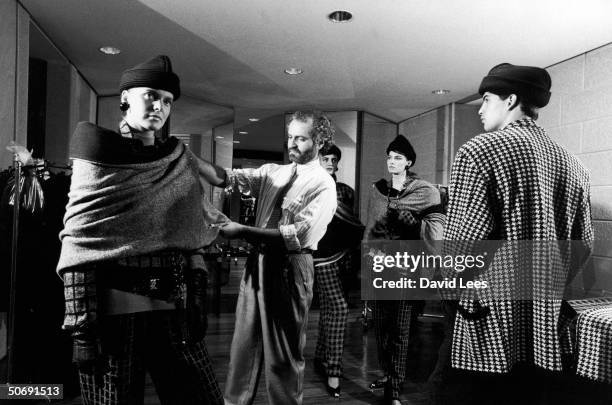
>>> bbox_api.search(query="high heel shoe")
[325,381,341,398]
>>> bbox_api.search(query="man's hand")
[220,221,245,239]
[219,221,284,245]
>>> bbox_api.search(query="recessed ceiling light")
[215,136,224,139]
[248,118,260,122]
[233,140,240,144]
[99,46,121,55]
[238,131,248,135]
[284,67,303,75]
[328,10,353,23]
[432,89,451,95]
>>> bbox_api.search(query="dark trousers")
[78,310,222,405]
[314,259,348,377]
[224,252,314,405]
[373,299,413,400]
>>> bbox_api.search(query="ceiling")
[20,0,612,149]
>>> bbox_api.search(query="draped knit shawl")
[57,122,227,274]
[364,177,443,241]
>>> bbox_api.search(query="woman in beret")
[57,55,226,405]
[363,135,445,405]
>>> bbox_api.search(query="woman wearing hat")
[57,55,227,404]
[363,135,445,405]
[313,143,364,398]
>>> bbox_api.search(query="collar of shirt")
[506,117,537,130]
[119,119,133,138]
[294,158,322,177]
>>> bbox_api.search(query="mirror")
[0,21,95,391]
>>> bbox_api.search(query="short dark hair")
[289,110,334,149]
[319,144,341,161]
[495,92,539,120]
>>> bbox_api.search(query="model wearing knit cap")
[478,63,551,107]
[429,63,592,404]
[386,135,416,166]
[365,136,445,405]
[117,55,181,147]
[477,63,552,132]
[119,54,181,100]
[59,54,224,404]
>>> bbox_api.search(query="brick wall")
[358,113,397,221]
[397,104,480,186]
[539,45,612,295]
[398,109,441,184]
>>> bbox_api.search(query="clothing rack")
[44,160,72,171]
[1,158,73,384]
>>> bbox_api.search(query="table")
[569,297,612,384]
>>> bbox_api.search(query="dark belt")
[100,251,186,302]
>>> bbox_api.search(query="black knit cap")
[119,55,180,100]
[386,135,416,166]
[320,144,342,161]
[478,63,551,107]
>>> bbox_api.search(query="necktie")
[266,166,298,229]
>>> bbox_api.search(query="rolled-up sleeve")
[279,185,337,251]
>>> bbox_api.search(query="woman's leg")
[386,300,413,401]
[314,261,348,377]
[78,313,146,405]
[145,310,223,405]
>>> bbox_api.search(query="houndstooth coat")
[445,117,594,373]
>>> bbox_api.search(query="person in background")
[57,55,227,405]
[364,135,445,405]
[196,110,337,405]
[433,63,593,404]
[313,144,363,398]
[319,144,355,209]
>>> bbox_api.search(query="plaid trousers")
[373,300,413,400]
[314,259,348,377]
[78,310,222,405]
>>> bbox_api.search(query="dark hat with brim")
[119,55,180,100]
[386,135,416,166]
[478,63,551,107]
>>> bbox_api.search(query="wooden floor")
[53,302,445,405]
[206,305,443,405]
[33,258,612,404]
[24,258,442,404]
[31,258,612,405]
[36,297,612,405]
